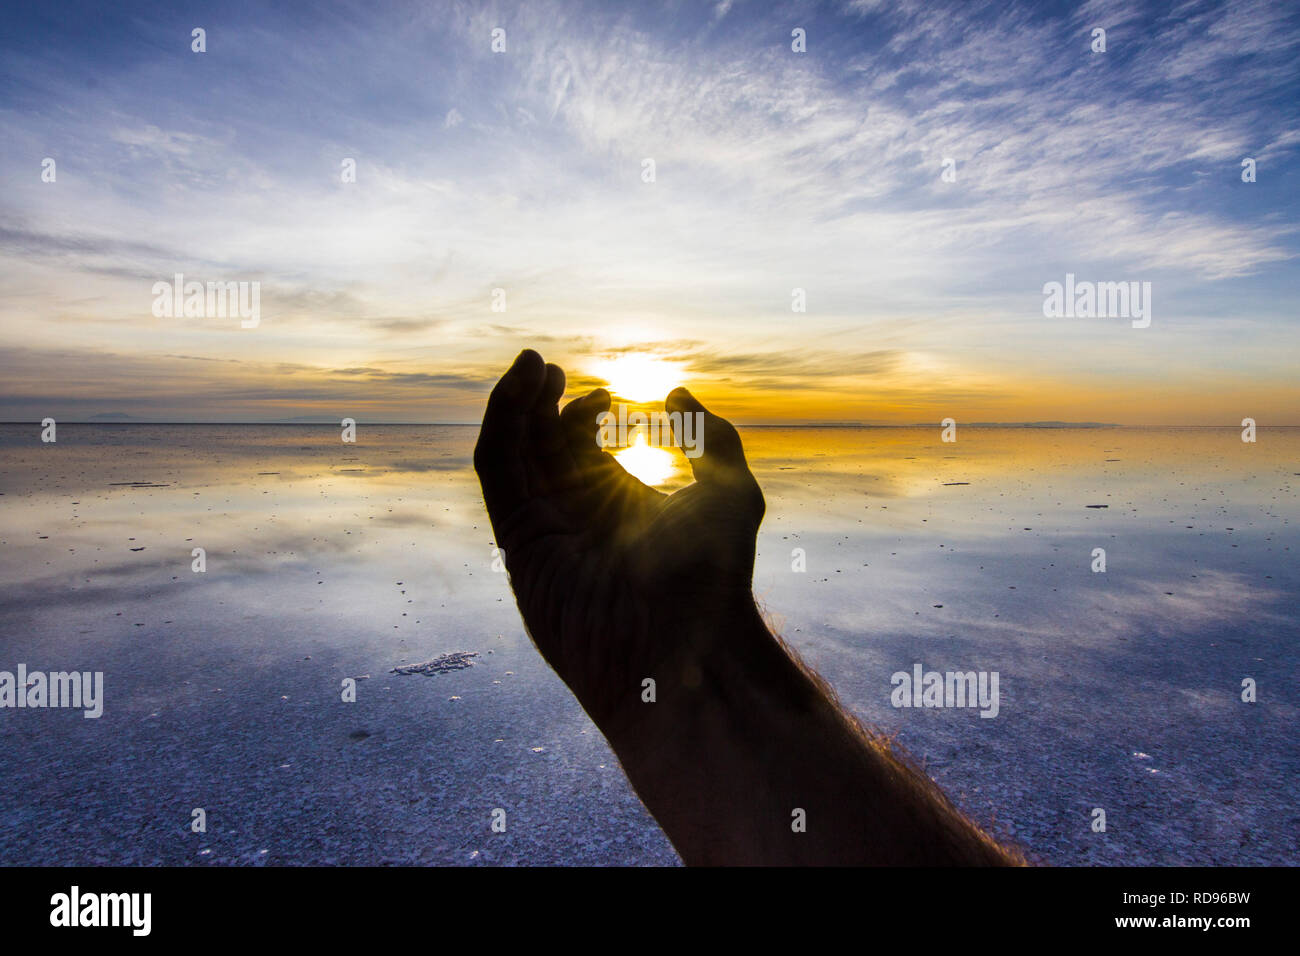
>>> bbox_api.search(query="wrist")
[606,595,787,755]
[602,596,842,861]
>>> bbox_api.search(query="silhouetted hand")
[473,349,764,742]
[475,349,1019,865]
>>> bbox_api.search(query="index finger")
[474,349,547,525]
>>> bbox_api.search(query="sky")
[0,0,1297,424]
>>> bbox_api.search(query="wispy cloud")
[0,0,1296,422]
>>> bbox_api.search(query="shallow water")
[0,424,1295,864]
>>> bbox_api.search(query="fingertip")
[561,386,611,422]
[540,363,566,405]
[666,386,704,413]
[664,390,755,486]
[501,349,546,399]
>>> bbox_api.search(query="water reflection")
[613,430,679,486]
[0,424,1295,865]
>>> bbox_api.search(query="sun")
[590,354,684,404]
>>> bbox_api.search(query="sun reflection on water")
[614,430,676,486]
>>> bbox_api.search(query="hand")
[473,349,765,744]
[474,350,1019,865]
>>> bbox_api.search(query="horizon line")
[6,421,1297,428]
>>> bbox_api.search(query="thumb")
[665,387,754,486]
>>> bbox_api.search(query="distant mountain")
[57,416,1125,427]
[974,421,1120,428]
[895,421,1121,428]
[743,421,1124,428]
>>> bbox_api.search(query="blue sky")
[1,0,1297,422]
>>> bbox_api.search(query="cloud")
[0,225,185,265]
[0,346,498,421]
[0,0,1296,422]
[688,349,903,381]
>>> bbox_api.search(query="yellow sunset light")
[592,354,684,404]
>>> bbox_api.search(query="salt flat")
[0,424,1295,865]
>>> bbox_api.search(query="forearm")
[608,600,1019,866]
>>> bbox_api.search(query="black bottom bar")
[1,865,1283,942]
